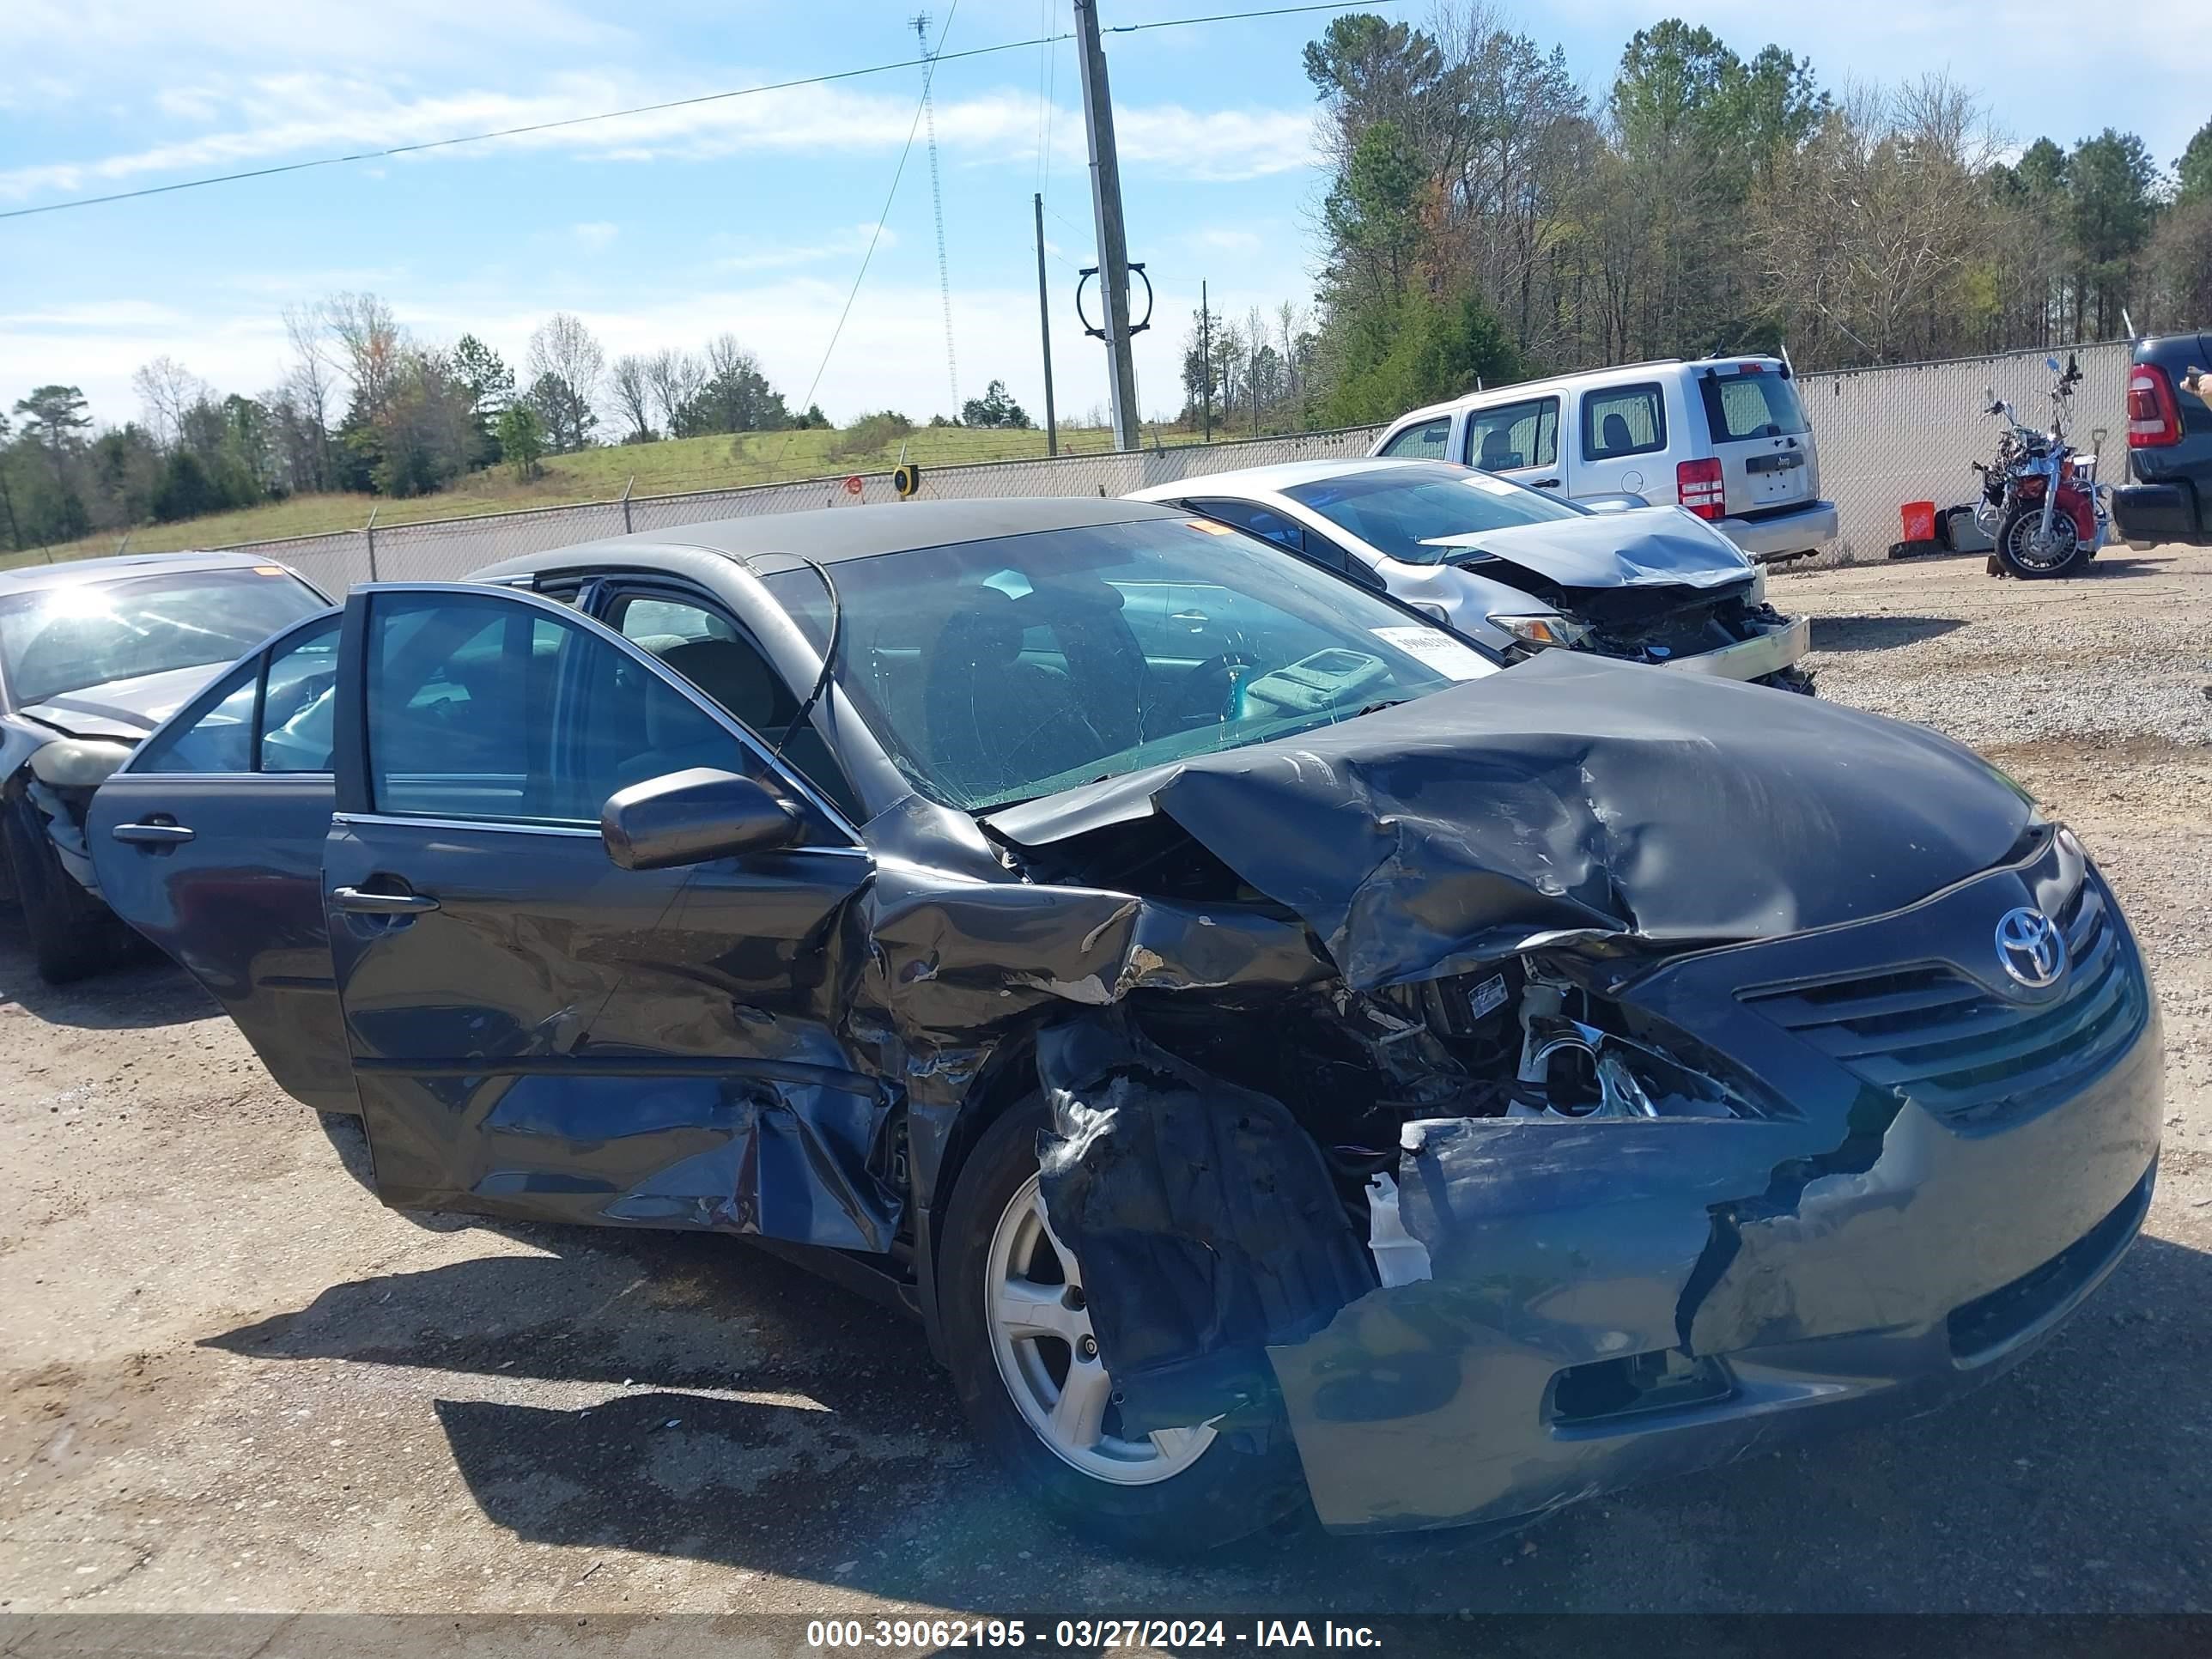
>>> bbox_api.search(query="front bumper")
[1663,612,1809,682]
[21,778,102,896]
[1717,500,1837,558]
[1267,849,2161,1534]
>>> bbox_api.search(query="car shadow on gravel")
[0,932,211,1031]
[1808,615,1966,653]
[196,1205,2212,1612]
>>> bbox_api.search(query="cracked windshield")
[766,516,1496,811]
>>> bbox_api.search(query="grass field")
[10,421,1204,569]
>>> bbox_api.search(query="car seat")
[1601,411,1634,455]
[921,588,1105,805]
[653,638,852,817]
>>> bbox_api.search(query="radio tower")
[913,13,960,418]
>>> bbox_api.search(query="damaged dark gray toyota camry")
[87,498,2161,1549]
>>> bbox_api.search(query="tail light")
[1676,457,1726,520]
[2127,366,2182,447]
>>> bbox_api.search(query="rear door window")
[133,616,342,775]
[1463,398,1559,471]
[1700,370,1810,441]
[1582,383,1667,460]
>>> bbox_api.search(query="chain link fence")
[208,340,2138,595]
[1795,337,2133,562]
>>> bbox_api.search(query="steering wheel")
[1147,652,1255,736]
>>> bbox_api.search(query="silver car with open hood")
[1128,457,1814,692]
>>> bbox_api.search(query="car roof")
[0,548,287,595]
[1126,457,1446,499]
[471,496,1188,584]
[1384,356,1787,428]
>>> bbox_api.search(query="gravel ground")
[3,542,2207,1620]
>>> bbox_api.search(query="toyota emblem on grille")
[1995,907,2067,989]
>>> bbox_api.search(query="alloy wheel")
[982,1170,1215,1485]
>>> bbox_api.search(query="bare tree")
[608,354,657,442]
[526,313,607,430]
[131,356,208,449]
[645,347,704,435]
[280,304,337,489]
[1753,76,1999,364]
[1275,301,1307,420]
[322,291,406,417]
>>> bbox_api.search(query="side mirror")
[1984,386,1998,411]
[2045,356,2061,374]
[601,767,802,871]
[1579,492,1650,512]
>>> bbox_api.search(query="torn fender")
[989,652,2033,989]
[1033,1014,1374,1437]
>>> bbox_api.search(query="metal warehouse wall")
[210,339,2138,595]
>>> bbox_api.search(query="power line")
[780,3,957,441]
[1,1,1396,222]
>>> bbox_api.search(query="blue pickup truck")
[2114,331,2212,548]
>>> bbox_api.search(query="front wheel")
[3,793,132,985]
[1995,502,2093,579]
[937,1095,1310,1552]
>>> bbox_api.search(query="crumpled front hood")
[988,652,2033,988]
[11,664,219,742]
[1425,506,1752,591]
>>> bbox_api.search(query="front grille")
[1741,878,2147,1127]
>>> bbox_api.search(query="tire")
[938,1094,1310,1552]
[1995,501,2094,580]
[3,793,132,985]
[1756,665,1817,696]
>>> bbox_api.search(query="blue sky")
[3,1,2207,434]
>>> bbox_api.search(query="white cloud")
[0,301,191,329]
[714,225,896,273]
[572,220,619,251]
[0,0,624,74]
[0,73,1322,204]
[153,83,227,123]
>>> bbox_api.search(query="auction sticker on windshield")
[1371,625,1493,679]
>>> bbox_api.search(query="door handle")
[1531,477,1562,489]
[112,822,195,846]
[331,886,440,915]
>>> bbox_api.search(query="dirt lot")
[3,544,2208,1619]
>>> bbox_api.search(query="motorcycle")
[1973,352,2109,579]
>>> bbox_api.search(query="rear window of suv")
[1699,368,1809,441]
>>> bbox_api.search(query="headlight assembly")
[1487,611,1592,653]
[27,738,135,789]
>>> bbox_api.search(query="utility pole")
[1200,281,1212,442]
[1073,0,1140,451]
[1034,193,1059,456]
